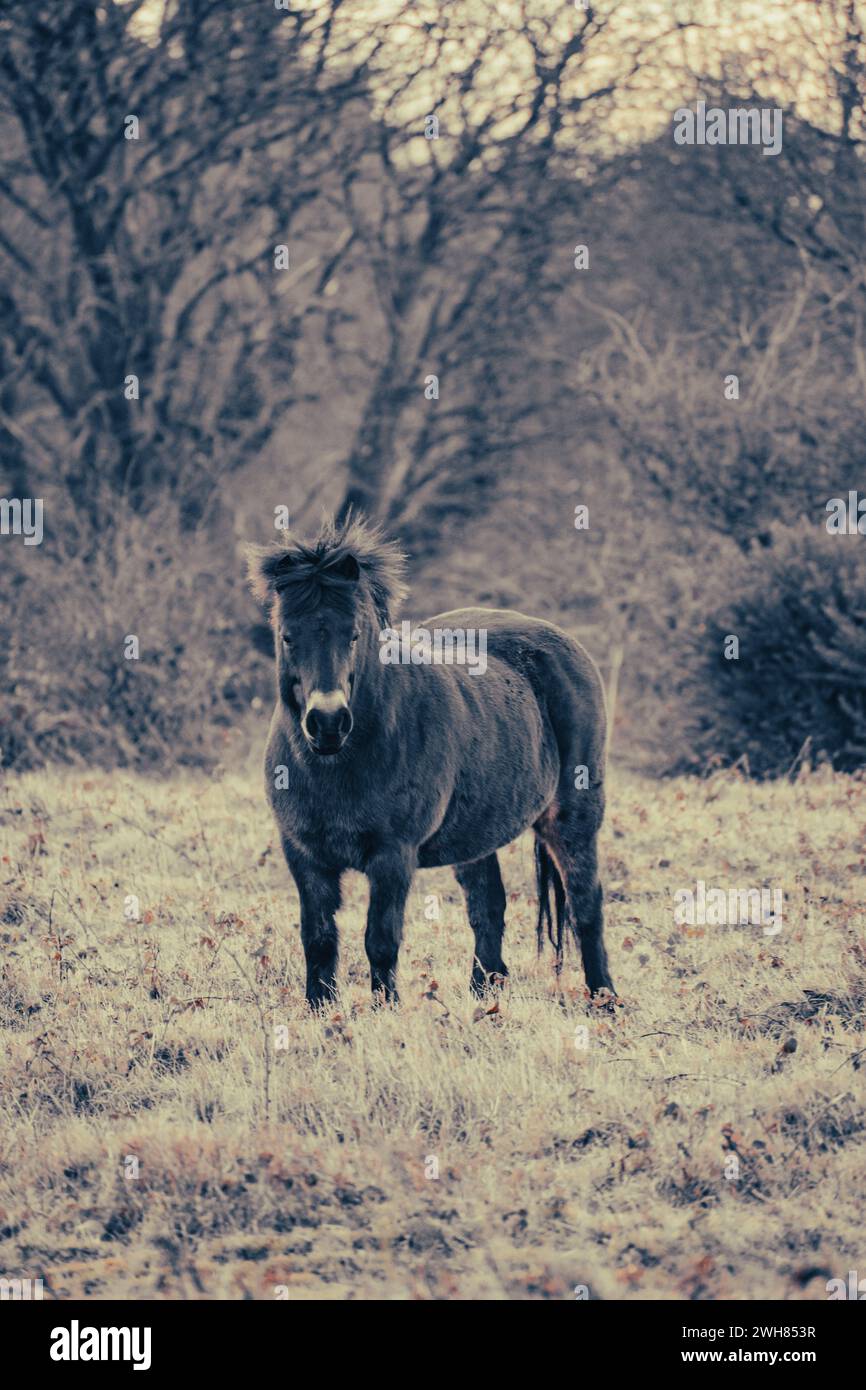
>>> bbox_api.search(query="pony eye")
[350,632,359,644]
[281,633,292,647]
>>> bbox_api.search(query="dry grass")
[0,762,864,1301]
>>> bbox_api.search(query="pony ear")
[328,514,408,620]
[326,552,360,582]
[245,543,293,604]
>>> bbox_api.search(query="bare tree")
[0,1,701,551]
[318,1,692,545]
[658,0,866,273]
[0,0,370,521]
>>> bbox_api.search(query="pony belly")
[417,783,554,868]
[416,692,560,867]
[417,828,507,868]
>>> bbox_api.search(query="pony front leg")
[364,848,415,1004]
[283,844,342,1009]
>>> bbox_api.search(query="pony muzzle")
[302,690,353,755]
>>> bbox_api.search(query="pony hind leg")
[564,836,613,997]
[454,853,508,996]
[536,805,614,997]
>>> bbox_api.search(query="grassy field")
[0,762,864,1301]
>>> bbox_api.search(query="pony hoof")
[471,967,508,997]
[371,988,399,1008]
[590,985,618,1011]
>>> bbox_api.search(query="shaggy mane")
[246,514,408,623]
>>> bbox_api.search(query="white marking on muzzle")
[305,689,349,716]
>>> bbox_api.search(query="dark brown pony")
[247,516,614,1007]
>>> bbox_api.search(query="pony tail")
[535,839,566,974]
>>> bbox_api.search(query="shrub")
[661,521,866,777]
[1,499,268,772]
